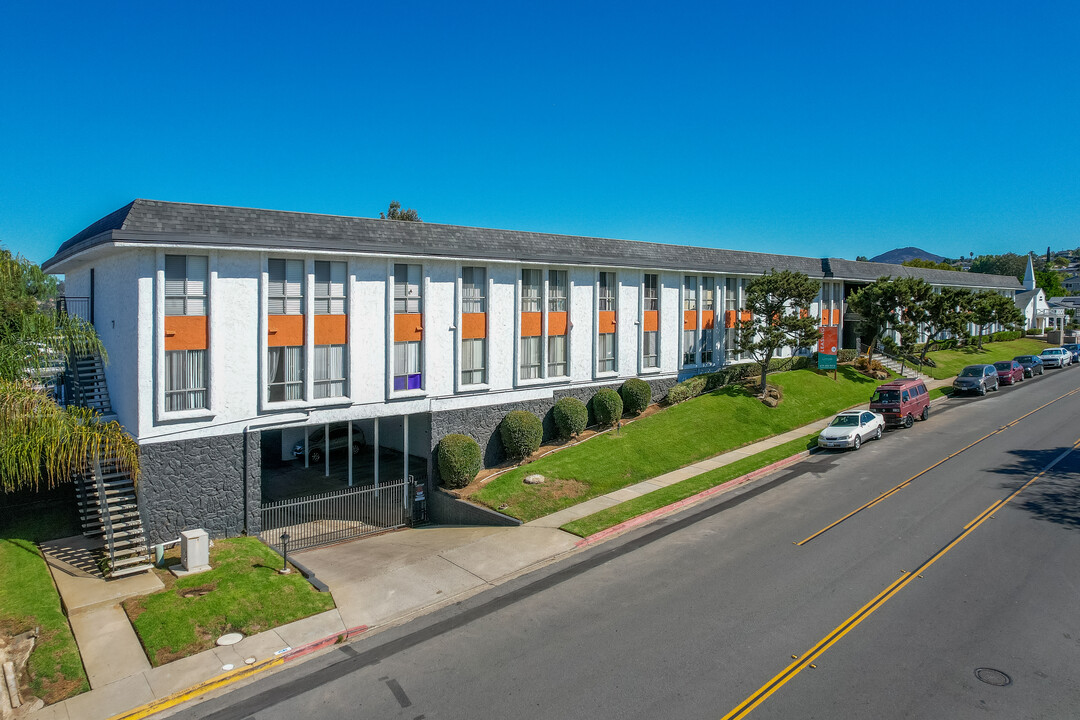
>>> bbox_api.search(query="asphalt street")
[176,364,1080,720]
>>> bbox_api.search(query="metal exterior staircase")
[74,456,152,578]
[69,352,114,418]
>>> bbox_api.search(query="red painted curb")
[575,449,813,548]
[281,624,369,662]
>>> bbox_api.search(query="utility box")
[171,529,211,577]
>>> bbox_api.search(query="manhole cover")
[216,632,244,646]
[974,668,1011,686]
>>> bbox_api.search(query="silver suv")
[293,423,365,464]
[952,364,1000,396]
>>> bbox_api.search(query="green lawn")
[471,367,884,522]
[923,338,1050,379]
[0,510,89,704]
[561,432,819,537]
[123,537,336,666]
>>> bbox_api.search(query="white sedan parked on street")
[818,410,885,451]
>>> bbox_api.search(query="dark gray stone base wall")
[138,431,261,545]
[427,489,522,526]
[429,376,678,481]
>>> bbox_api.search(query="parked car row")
[819,345,1077,451]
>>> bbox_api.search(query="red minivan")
[869,378,930,428]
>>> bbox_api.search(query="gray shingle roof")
[1013,288,1042,307]
[827,258,1021,290]
[43,200,1021,291]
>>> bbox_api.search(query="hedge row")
[665,356,811,405]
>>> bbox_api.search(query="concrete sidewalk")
[36,378,954,720]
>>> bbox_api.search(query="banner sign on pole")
[817,326,839,370]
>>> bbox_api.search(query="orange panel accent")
[821,309,830,326]
[164,316,208,351]
[643,311,658,332]
[832,309,841,325]
[725,310,737,328]
[598,311,617,334]
[548,312,568,336]
[702,310,715,330]
[462,313,486,339]
[268,315,304,347]
[394,313,423,342]
[800,308,808,319]
[314,315,347,345]
[683,310,697,330]
[740,311,752,322]
[521,312,542,337]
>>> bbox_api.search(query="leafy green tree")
[735,270,821,395]
[0,249,138,492]
[969,291,1023,349]
[969,253,1028,282]
[845,276,924,366]
[1035,269,1066,298]
[855,255,869,262]
[902,258,956,271]
[380,201,421,222]
[908,287,973,362]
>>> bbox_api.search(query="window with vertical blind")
[702,278,715,310]
[268,346,303,401]
[701,329,714,364]
[268,259,304,314]
[521,269,541,312]
[643,274,658,311]
[547,335,567,377]
[164,255,207,316]
[314,344,346,398]
[520,336,541,379]
[683,329,697,366]
[597,332,616,372]
[394,264,422,313]
[394,341,422,390]
[461,338,486,385]
[462,267,486,313]
[548,270,567,312]
[725,278,738,361]
[314,261,346,314]
[642,331,658,368]
[684,276,697,311]
[598,272,616,311]
[165,349,206,410]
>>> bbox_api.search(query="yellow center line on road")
[795,387,1080,546]
[723,437,1080,720]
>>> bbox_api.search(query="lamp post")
[279,531,291,574]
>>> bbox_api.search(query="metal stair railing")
[857,339,933,380]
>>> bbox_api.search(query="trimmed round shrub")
[437,434,482,489]
[666,383,692,405]
[499,410,543,461]
[553,397,588,438]
[590,387,624,427]
[619,378,651,415]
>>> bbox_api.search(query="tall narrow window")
[462,267,486,313]
[461,338,486,385]
[702,278,715,310]
[268,259,304,314]
[314,261,346,314]
[597,333,616,373]
[701,329,714,365]
[268,346,303,401]
[521,269,541,312]
[548,335,567,377]
[548,270,567,312]
[684,276,697,311]
[642,331,658,368]
[520,336,541,379]
[394,341,422,390]
[683,329,697,366]
[314,345,346,398]
[725,278,738,361]
[643,274,658,311]
[598,272,616,311]
[394,264,422,313]
[165,349,207,410]
[165,255,208,316]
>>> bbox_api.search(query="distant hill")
[869,247,945,264]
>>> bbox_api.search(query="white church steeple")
[1023,255,1036,291]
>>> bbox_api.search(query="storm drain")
[974,668,1011,686]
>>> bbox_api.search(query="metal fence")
[259,478,413,552]
[57,296,91,322]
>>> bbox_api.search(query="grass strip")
[922,338,1050,379]
[561,432,819,538]
[124,536,336,667]
[0,509,89,704]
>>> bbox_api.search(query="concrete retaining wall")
[427,489,522,527]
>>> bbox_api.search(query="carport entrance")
[259,413,430,551]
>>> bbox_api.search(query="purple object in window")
[393,376,406,391]
[407,373,422,390]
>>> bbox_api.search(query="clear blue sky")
[2,1,1079,266]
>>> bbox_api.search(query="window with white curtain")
[165,349,206,410]
[683,329,697,366]
[314,261,346,314]
[598,272,616,311]
[461,338,486,385]
[314,344,346,398]
[462,267,486,313]
[548,270,567,312]
[642,330,658,368]
[268,346,303,401]
[268,259,304,314]
[643,274,658,311]
[520,336,541,379]
[394,264,422,313]
[597,332,616,372]
[521,269,541,312]
[548,335,567,377]
[164,255,207,316]
[393,341,422,390]
[702,277,715,310]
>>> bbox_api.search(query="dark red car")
[993,360,1025,385]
